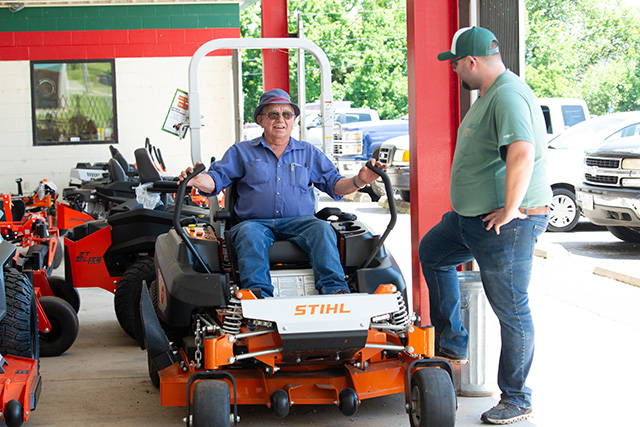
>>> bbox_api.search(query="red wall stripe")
[0,27,240,60]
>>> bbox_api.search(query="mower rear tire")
[114,258,155,343]
[0,269,39,360]
[39,296,79,357]
[192,380,230,427]
[409,368,456,427]
[46,275,80,313]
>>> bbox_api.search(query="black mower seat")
[218,182,311,267]
[110,145,137,178]
[268,240,309,265]
[107,158,128,183]
[134,148,163,184]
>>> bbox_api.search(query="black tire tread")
[192,380,230,427]
[114,258,155,340]
[0,269,38,359]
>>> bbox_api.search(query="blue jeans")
[418,210,548,408]
[228,215,349,297]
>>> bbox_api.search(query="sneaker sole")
[481,412,533,425]
[435,355,469,365]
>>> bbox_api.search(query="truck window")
[541,106,552,134]
[561,105,587,128]
[607,124,640,140]
[344,113,372,123]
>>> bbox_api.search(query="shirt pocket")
[291,163,309,189]
[244,159,269,185]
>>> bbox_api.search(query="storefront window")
[30,60,117,146]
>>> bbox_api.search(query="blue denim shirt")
[202,136,344,221]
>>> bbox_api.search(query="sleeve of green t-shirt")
[494,87,536,161]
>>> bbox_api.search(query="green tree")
[525,0,640,114]
[240,0,407,122]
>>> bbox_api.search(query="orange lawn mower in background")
[0,236,41,427]
[0,179,62,274]
[0,179,78,358]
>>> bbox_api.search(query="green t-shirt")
[450,70,551,217]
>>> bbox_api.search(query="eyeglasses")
[262,111,296,121]
[449,56,467,69]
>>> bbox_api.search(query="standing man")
[418,27,551,425]
[180,88,383,297]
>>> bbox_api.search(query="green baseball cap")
[437,26,500,61]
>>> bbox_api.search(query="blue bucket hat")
[253,88,300,122]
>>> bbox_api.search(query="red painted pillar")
[406,0,459,324]
[261,0,290,92]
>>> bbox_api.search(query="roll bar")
[188,38,334,164]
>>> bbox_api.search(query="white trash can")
[456,271,500,396]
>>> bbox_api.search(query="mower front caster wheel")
[270,389,290,418]
[39,296,79,357]
[192,380,230,427]
[339,388,359,416]
[409,368,456,427]
[3,399,24,427]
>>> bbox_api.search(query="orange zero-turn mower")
[0,192,62,274]
[140,164,457,427]
[0,236,41,427]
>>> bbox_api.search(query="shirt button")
[276,192,280,195]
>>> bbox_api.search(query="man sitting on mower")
[179,89,383,297]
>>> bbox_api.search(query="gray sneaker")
[481,402,533,425]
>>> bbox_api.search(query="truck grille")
[585,157,620,169]
[584,174,619,185]
[583,155,623,187]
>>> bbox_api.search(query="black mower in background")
[55,146,210,345]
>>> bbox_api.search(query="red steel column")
[406,0,459,324]
[261,0,290,92]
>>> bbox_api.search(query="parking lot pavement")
[30,201,640,426]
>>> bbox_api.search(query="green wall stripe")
[0,4,240,32]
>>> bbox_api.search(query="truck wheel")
[408,368,456,427]
[39,296,79,357]
[548,187,580,232]
[400,190,410,202]
[1,269,39,360]
[46,275,80,313]
[192,380,230,427]
[606,226,640,243]
[114,258,155,342]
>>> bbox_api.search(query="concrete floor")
[23,203,640,426]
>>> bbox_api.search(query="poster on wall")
[162,89,189,139]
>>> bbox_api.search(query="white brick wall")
[0,55,234,194]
